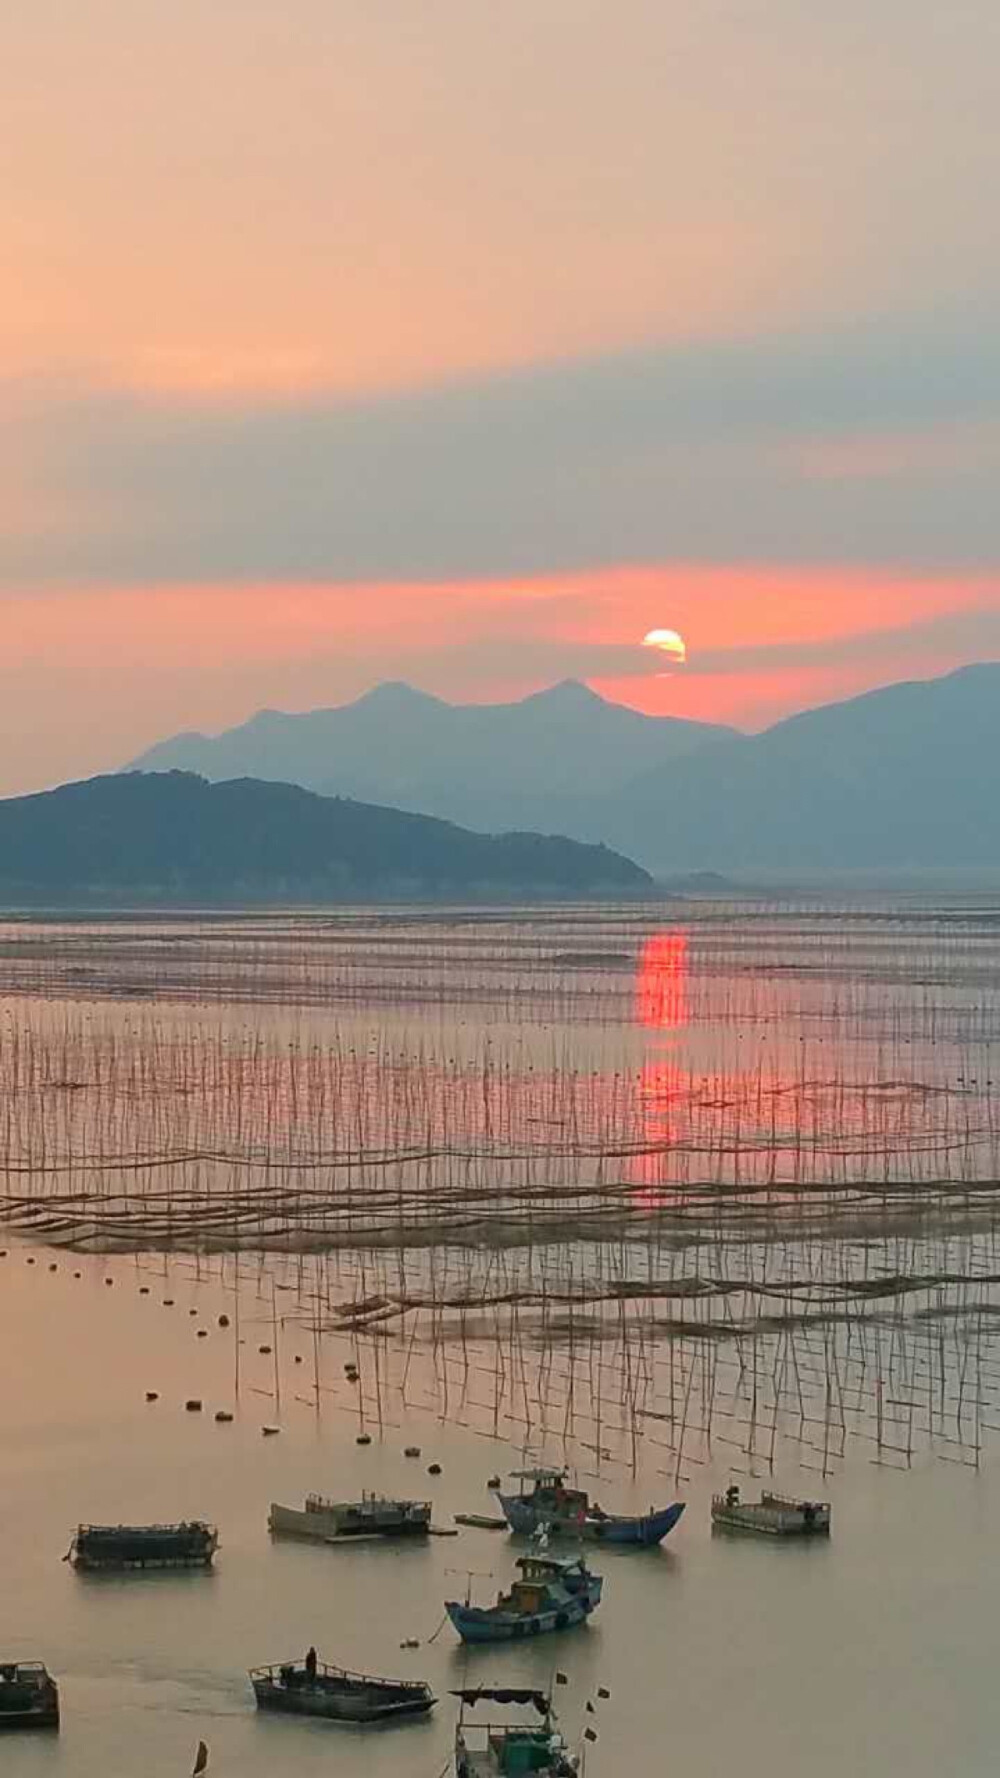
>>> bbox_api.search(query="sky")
[2,0,999,794]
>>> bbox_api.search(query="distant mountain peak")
[126,674,739,845]
[353,680,444,710]
[530,678,608,706]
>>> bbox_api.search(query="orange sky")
[2,566,995,794]
[1,2,998,794]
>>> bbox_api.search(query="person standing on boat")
[305,1647,317,1683]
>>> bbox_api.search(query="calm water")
[3,903,1000,1775]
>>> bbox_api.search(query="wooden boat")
[67,1520,219,1571]
[494,1467,684,1547]
[711,1485,831,1537]
[250,1657,436,1723]
[0,1662,60,1730]
[453,1687,578,1776]
[446,1553,602,1644]
[268,1491,431,1542]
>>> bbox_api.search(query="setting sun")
[641,627,688,664]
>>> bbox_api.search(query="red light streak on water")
[636,932,688,1032]
[633,932,688,1198]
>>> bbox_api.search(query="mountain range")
[0,772,651,905]
[132,679,735,843]
[131,664,1000,873]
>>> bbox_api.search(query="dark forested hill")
[0,771,652,903]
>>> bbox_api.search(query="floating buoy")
[185,1399,203,1413]
[356,1433,372,1447]
[163,1299,174,1307]
[105,1278,114,1287]
[294,1355,303,1364]
[49,1263,58,1272]
[215,1410,234,1424]
[197,1330,208,1339]
[259,1344,272,1355]
[487,1476,501,1490]
[74,1271,82,1279]
[428,1463,442,1477]
[139,1286,150,1295]
[399,1638,420,1649]
[404,1446,421,1458]
[189,1308,198,1317]
[26,1257,35,1266]
[262,1425,280,1437]
[218,1314,230,1329]
[146,1391,159,1403]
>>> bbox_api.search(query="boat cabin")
[499,1555,588,1613]
[506,1469,589,1517]
[453,1688,575,1778]
[305,1491,430,1524]
[463,1724,561,1774]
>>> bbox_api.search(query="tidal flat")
[3,900,1000,1775]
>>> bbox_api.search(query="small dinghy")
[711,1484,831,1537]
[446,1553,603,1644]
[67,1521,219,1571]
[494,1468,684,1547]
[0,1661,60,1731]
[250,1653,436,1724]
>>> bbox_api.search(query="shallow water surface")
[2,902,1000,1774]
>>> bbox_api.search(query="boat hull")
[269,1503,430,1542]
[446,1579,602,1643]
[496,1496,684,1546]
[70,1523,218,1571]
[72,1551,215,1571]
[0,1674,60,1732]
[711,1500,831,1538]
[253,1683,434,1723]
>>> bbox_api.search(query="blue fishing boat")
[494,1468,684,1547]
[445,1553,602,1644]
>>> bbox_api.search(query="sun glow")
[642,627,687,664]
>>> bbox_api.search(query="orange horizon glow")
[0,563,995,797]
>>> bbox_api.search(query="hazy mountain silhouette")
[128,665,1000,875]
[130,680,736,835]
[609,662,1000,871]
[0,772,651,905]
